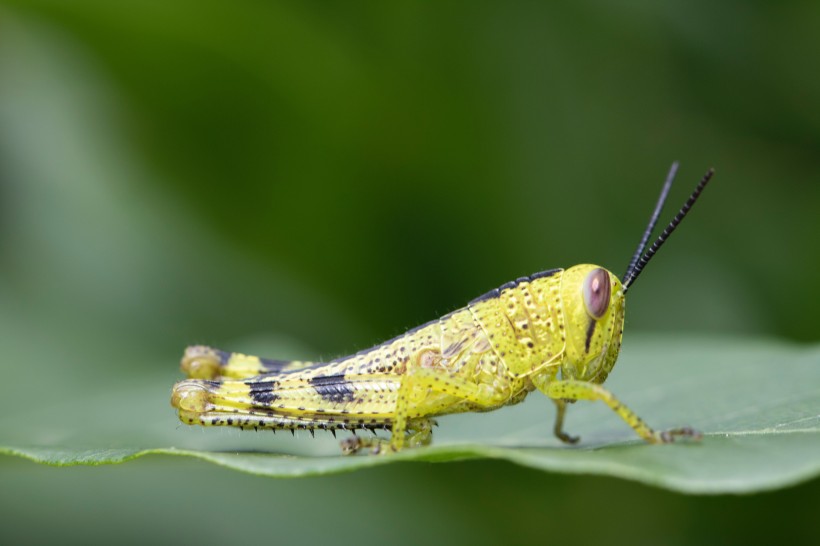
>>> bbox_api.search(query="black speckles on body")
[208,412,394,434]
[309,374,357,404]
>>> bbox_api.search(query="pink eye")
[583,268,611,319]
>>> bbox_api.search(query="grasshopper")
[171,163,713,454]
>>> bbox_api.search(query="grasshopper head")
[560,264,625,384]
[555,165,715,387]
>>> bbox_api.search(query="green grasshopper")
[171,163,713,454]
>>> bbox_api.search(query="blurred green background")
[1,1,818,544]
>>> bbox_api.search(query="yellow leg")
[551,399,579,444]
[388,368,512,452]
[180,345,315,380]
[340,419,433,455]
[545,379,701,444]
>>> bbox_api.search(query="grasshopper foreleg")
[544,379,701,444]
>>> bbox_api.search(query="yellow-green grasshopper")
[171,163,713,454]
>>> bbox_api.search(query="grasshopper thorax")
[559,264,625,385]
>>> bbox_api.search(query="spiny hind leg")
[173,377,285,427]
[545,379,701,444]
[172,378,382,440]
[180,345,316,380]
[340,419,433,455]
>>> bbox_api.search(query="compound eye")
[583,268,611,319]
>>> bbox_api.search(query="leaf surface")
[3,336,818,494]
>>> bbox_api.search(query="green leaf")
[2,336,818,494]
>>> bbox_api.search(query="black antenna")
[622,166,715,291]
[622,161,679,283]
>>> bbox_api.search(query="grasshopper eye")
[583,268,611,319]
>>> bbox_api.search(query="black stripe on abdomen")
[308,375,357,404]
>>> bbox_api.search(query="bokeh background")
[1,1,818,544]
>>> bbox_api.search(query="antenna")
[622,161,679,283]
[622,166,714,291]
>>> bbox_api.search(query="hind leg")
[180,345,316,380]
[341,419,433,455]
